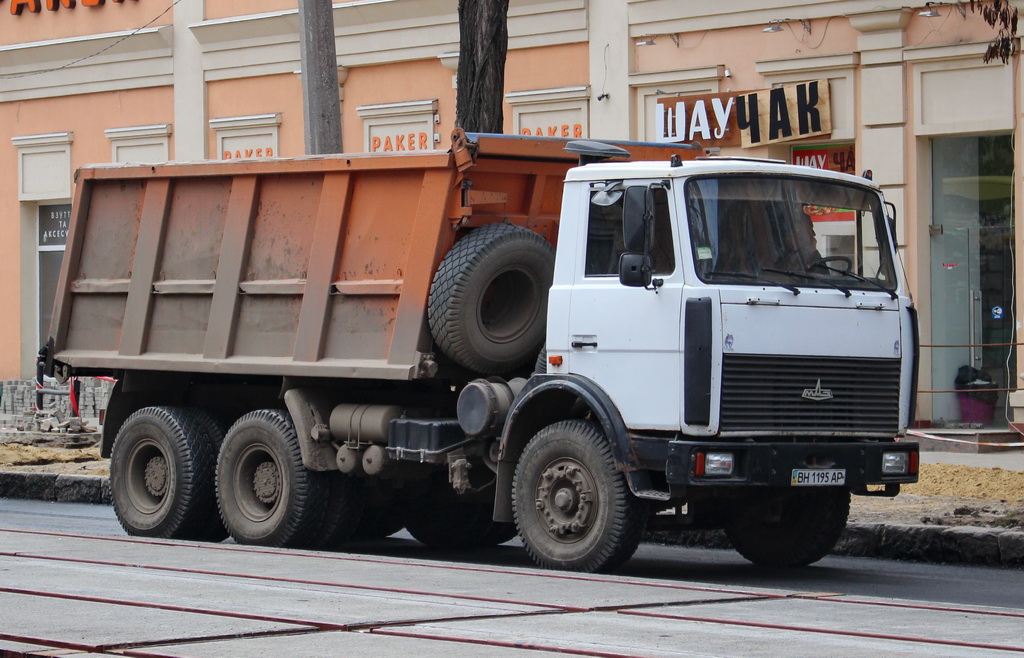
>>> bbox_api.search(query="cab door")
[564,182,684,431]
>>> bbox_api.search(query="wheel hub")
[553,488,574,511]
[252,461,280,505]
[143,456,168,497]
[535,460,594,541]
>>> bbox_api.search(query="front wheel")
[724,488,850,567]
[513,420,647,572]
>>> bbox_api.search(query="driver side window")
[584,186,674,277]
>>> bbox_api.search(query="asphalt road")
[2,498,1022,611]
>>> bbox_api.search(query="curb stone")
[0,471,110,505]
[835,522,1024,567]
[2,471,1020,567]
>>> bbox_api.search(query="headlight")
[882,451,909,475]
[696,451,735,477]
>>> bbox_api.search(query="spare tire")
[429,223,554,374]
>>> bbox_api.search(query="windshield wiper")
[706,270,801,295]
[763,267,851,297]
[811,264,898,300]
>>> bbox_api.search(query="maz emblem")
[802,379,834,401]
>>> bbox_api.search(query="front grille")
[720,354,901,434]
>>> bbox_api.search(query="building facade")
[1,0,1021,429]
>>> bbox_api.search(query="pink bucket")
[957,393,994,425]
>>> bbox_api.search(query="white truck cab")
[548,158,915,436]
[494,152,919,571]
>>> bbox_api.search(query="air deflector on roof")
[564,140,631,165]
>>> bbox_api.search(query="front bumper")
[660,439,919,489]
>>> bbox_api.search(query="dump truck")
[44,130,919,572]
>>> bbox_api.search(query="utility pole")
[298,0,342,154]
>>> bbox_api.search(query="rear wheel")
[405,497,495,549]
[352,506,406,540]
[513,420,647,572]
[478,520,518,547]
[216,409,327,547]
[533,347,547,375]
[724,488,851,567]
[110,406,217,539]
[307,470,364,549]
[180,408,230,542]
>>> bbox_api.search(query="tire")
[306,470,364,549]
[429,223,554,374]
[109,406,218,539]
[216,409,327,547]
[513,420,647,572]
[180,408,230,542]
[352,506,406,540]
[478,520,518,547]
[409,504,517,548]
[533,347,547,376]
[403,501,491,548]
[724,488,851,568]
[406,498,495,549]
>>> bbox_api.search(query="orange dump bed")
[51,132,696,381]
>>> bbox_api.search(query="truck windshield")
[685,176,898,294]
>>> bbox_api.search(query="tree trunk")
[456,0,510,133]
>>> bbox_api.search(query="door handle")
[571,341,598,349]
[970,290,981,367]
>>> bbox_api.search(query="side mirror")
[619,252,652,288]
[885,201,898,243]
[622,186,649,252]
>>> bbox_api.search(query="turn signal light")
[548,355,563,366]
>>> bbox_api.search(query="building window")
[12,132,73,202]
[210,114,282,160]
[506,86,589,139]
[928,134,1015,429]
[356,100,438,153]
[106,124,171,163]
[629,66,724,142]
[14,132,73,372]
[756,54,857,141]
[38,204,70,346]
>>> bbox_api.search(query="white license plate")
[791,469,846,486]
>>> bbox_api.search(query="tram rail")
[0,527,1022,656]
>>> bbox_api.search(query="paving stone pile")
[0,378,113,430]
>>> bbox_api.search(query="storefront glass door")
[929,135,1015,428]
[37,204,70,349]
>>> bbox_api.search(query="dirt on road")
[853,462,1024,530]
[0,442,108,477]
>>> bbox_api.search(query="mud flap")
[283,388,337,471]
